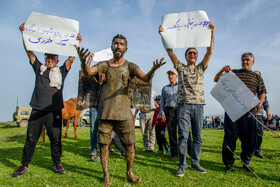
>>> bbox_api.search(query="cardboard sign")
[23,12,79,57]
[160,10,211,48]
[211,71,260,122]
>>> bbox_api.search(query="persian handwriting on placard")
[166,18,209,31]
[25,24,76,47]
[220,79,248,112]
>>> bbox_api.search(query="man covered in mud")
[76,34,165,186]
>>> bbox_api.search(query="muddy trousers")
[21,109,62,167]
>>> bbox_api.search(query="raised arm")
[65,33,82,70]
[134,58,166,82]
[214,65,231,82]
[201,21,215,68]
[76,47,97,76]
[19,22,36,64]
[158,25,178,68]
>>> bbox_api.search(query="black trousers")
[21,109,62,167]
[164,107,192,157]
[155,125,169,151]
[222,112,257,166]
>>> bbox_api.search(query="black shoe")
[191,165,207,174]
[175,167,185,177]
[12,166,28,177]
[225,165,234,172]
[254,152,264,159]
[171,156,177,161]
[243,164,254,172]
[53,163,66,174]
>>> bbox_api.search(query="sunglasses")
[187,52,197,55]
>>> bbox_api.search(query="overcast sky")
[1,0,280,121]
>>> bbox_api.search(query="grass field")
[0,122,279,186]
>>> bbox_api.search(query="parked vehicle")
[78,110,90,127]
[13,106,32,127]
[135,116,140,128]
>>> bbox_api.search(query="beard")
[113,49,125,59]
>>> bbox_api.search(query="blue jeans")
[177,103,204,168]
[90,108,98,151]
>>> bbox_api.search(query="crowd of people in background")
[203,116,224,129]
[203,115,280,130]
[264,115,279,130]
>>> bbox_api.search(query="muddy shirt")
[96,60,139,120]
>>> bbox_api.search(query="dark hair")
[185,48,198,56]
[112,34,127,47]
[241,52,255,61]
[155,95,161,100]
[44,53,58,57]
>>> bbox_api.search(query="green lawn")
[0,122,279,186]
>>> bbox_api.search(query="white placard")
[160,10,211,48]
[23,12,79,57]
[92,48,113,62]
[210,71,260,122]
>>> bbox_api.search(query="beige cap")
[167,69,178,75]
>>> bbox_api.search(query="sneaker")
[156,150,164,154]
[254,152,265,159]
[109,146,115,153]
[12,166,28,177]
[175,167,185,177]
[171,156,177,161]
[191,165,207,174]
[225,165,234,172]
[243,164,254,172]
[89,149,97,157]
[165,148,170,155]
[142,148,148,151]
[53,163,66,174]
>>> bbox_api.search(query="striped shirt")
[232,69,266,95]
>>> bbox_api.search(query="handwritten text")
[220,79,248,112]
[166,18,209,31]
[25,24,76,47]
